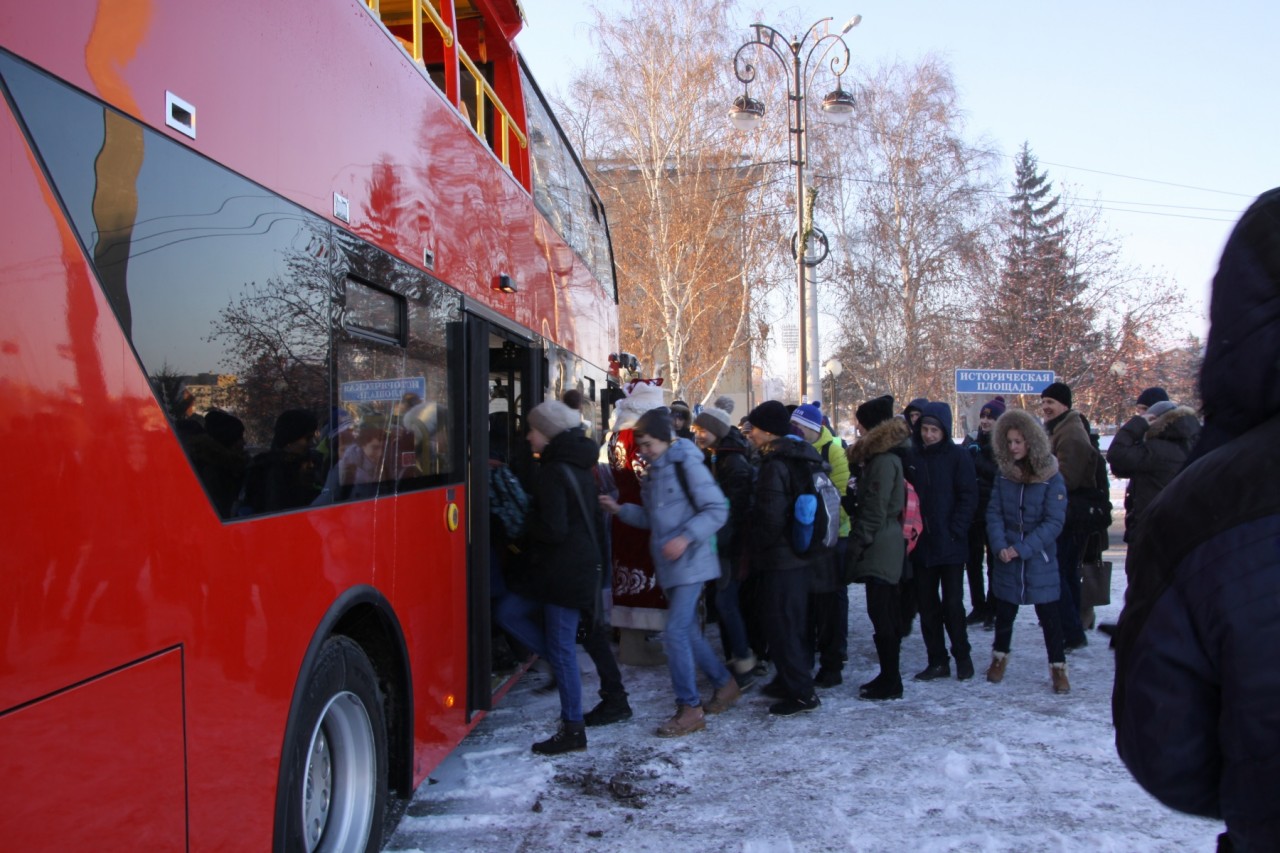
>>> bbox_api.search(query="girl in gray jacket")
[601,407,736,736]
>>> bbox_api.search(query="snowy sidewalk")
[387,528,1221,851]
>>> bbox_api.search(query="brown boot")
[1051,662,1070,694]
[986,652,1009,684]
[706,678,741,714]
[656,703,706,737]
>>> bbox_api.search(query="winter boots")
[986,651,1009,683]
[768,694,821,716]
[583,691,632,727]
[955,655,976,681]
[656,703,706,737]
[531,720,586,755]
[859,634,903,701]
[705,678,741,714]
[913,661,950,681]
[1051,662,1071,694]
[814,667,844,688]
[730,655,759,690]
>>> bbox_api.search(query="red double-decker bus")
[0,1,617,849]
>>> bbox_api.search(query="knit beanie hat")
[855,395,895,430]
[746,400,792,438]
[1040,382,1073,408]
[1136,387,1169,408]
[669,400,691,420]
[980,396,1007,419]
[272,409,318,450]
[693,402,733,440]
[204,409,245,448]
[1146,400,1178,419]
[790,402,824,433]
[633,407,673,442]
[528,399,580,440]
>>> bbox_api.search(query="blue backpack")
[790,461,841,557]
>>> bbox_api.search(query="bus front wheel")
[279,636,388,853]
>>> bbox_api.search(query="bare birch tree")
[818,56,998,407]
[557,0,785,402]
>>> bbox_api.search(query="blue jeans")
[715,560,751,662]
[493,593,583,722]
[664,582,731,707]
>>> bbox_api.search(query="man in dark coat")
[744,400,825,716]
[1114,187,1280,852]
[909,401,977,682]
[692,398,758,688]
[1039,381,1098,650]
[1106,399,1201,542]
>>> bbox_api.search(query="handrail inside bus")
[363,0,527,171]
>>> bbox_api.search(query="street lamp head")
[840,14,863,35]
[729,94,765,131]
[820,86,856,118]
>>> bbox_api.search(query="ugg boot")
[1051,661,1070,695]
[583,691,632,727]
[705,678,741,714]
[656,703,706,737]
[731,655,758,690]
[986,651,1009,684]
[532,720,586,755]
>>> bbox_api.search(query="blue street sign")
[954,369,1055,395]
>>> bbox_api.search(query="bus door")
[462,311,540,718]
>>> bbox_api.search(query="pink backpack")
[901,479,923,554]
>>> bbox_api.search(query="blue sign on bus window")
[340,377,428,403]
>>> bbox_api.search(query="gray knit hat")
[527,400,580,440]
[694,406,732,440]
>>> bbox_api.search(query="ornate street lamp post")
[730,16,860,402]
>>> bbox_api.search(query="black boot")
[532,720,586,755]
[862,635,903,700]
[955,655,975,681]
[583,691,632,727]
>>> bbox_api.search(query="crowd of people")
[498,374,1205,751]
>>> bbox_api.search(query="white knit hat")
[528,400,580,440]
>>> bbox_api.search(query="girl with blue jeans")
[600,407,737,737]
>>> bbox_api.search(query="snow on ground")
[386,496,1222,852]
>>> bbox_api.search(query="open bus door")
[463,311,540,719]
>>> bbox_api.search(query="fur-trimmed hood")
[992,409,1059,483]
[847,417,910,467]
[1146,405,1200,441]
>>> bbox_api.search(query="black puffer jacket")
[964,429,998,529]
[710,426,754,565]
[517,427,604,612]
[1114,188,1280,851]
[750,436,824,573]
[1106,406,1200,541]
[910,402,977,568]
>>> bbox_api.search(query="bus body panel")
[1,650,187,851]
[1,0,615,847]
[0,0,615,365]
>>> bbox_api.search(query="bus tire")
[278,635,388,853]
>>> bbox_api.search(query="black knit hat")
[1040,382,1073,408]
[1136,387,1169,408]
[855,395,895,430]
[272,409,318,449]
[746,400,791,438]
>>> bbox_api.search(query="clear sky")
[516,0,1280,343]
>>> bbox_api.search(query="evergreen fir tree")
[977,143,1098,384]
